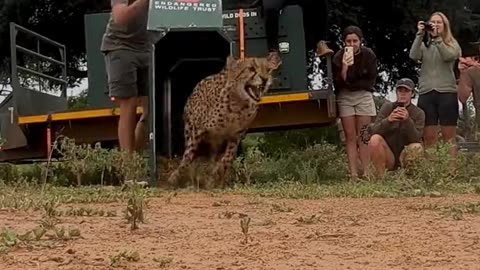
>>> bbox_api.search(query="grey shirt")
[409,33,461,95]
[101,0,159,53]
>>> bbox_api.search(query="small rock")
[124,180,149,188]
[429,191,442,197]
[51,257,64,263]
[66,248,75,254]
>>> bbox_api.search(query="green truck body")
[0,3,336,168]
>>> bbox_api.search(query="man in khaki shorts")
[101,0,159,153]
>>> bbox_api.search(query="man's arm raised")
[111,0,148,27]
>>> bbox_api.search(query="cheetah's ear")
[225,55,240,70]
[266,52,282,71]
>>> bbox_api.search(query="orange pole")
[46,127,51,156]
[238,9,245,61]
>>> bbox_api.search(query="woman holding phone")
[332,25,378,180]
[409,11,461,172]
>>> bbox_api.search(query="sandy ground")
[1,192,480,270]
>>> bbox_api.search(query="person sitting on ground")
[367,78,425,178]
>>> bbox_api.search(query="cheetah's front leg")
[212,136,242,189]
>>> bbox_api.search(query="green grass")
[0,178,477,213]
[1,133,480,210]
[229,176,480,200]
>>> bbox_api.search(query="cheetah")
[168,53,282,188]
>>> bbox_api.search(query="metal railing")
[9,22,68,97]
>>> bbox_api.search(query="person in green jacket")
[368,78,425,178]
[409,11,461,167]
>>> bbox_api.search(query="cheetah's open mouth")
[245,85,263,102]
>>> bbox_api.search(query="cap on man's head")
[395,78,415,91]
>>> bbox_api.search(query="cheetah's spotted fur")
[168,53,282,188]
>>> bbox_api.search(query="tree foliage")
[0,0,479,93]
[0,0,110,88]
[67,89,88,110]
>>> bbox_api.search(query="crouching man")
[368,78,425,178]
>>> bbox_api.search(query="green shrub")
[1,129,480,199]
[233,140,347,185]
[245,126,341,158]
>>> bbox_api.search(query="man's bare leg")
[116,97,139,153]
[368,134,395,178]
[135,96,149,152]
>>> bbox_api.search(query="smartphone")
[395,101,405,108]
[344,46,354,65]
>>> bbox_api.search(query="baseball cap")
[395,78,415,91]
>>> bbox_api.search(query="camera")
[421,21,434,32]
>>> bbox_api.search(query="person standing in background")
[409,11,461,174]
[332,25,378,180]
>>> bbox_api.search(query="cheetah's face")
[225,53,282,102]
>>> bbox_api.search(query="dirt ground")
[1,192,480,270]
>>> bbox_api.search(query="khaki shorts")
[104,49,151,98]
[337,90,377,117]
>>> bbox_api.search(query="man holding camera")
[367,78,425,178]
